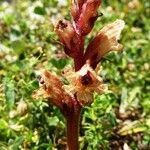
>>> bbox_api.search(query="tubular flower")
[63,63,107,105]
[33,70,73,109]
[84,19,125,68]
[55,19,84,59]
[33,64,107,107]
[55,20,75,50]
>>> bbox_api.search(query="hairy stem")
[66,104,82,150]
[74,56,84,71]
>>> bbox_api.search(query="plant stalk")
[66,105,81,150]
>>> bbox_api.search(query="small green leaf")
[11,40,25,55]
[9,136,24,150]
[47,116,59,126]
[34,6,46,15]
[4,74,15,111]
[19,20,28,32]
[106,112,117,127]
[26,80,39,92]
[0,146,7,150]
[3,14,15,25]
[0,119,8,130]
[49,58,68,69]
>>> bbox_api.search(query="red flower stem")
[73,39,85,71]
[66,105,82,150]
[74,56,84,71]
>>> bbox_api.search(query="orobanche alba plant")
[33,0,125,149]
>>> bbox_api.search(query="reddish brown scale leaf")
[84,33,104,68]
[63,33,84,61]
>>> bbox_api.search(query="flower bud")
[84,19,125,68]
[77,0,101,36]
[9,110,17,118]
[70,0,79,21]
[55,20,75,50]
[55,20,82,58]
[77,0,87,8]
[71,0,87,21]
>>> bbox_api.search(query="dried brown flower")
[84,19,125,68]
[63,63,107,105]
[33,70,73,109]
[55,20,75,50]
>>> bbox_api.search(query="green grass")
[0,0,150,149]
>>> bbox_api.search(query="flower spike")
[34,1,125,149]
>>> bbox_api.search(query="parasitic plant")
[33,0,125,150]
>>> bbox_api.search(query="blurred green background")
[0,0,150,149]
